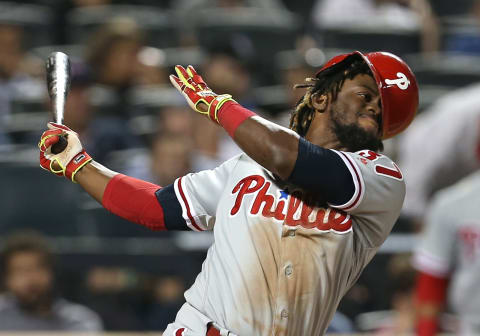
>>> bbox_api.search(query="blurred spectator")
[56,61,142,167]
[158,105,195,138]
[445,0,480,54]
[202,45,256,108]
[412,171,480,335]
[86,17,144,118]
[123,104,195,182]
[147,275,186,330]
[0,23,43,147]
[150,133,193,185]
[186,45,254,170]
[312,0,440,53]
[191,114,242,171]
[52,0,112,44]
[397,83,480,227]
[136,47,169,86]
[0,231,102,331]
[273,48,323,127]
[84,266,146,330]
[172,0,297,54]
[374,254,416,335]
[352,254,416,334]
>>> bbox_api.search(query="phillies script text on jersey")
[231,175,352,233]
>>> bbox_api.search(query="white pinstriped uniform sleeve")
[172,155,241,231]
[329,150,406,248]
[412,190,456,278]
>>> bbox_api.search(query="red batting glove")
[38,122,92,182]
[169,65,236,123]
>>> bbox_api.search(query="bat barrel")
[46,52,71,154]
[46,52,71,125]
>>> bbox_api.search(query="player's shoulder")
[337,149,404,184]
[238,152,266,169]
[203,153,245,173]
[223,153,258,173]
[349,149,397,165]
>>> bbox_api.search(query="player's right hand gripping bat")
[46,52,71,154]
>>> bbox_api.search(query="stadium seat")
[430,0,474,17]
[405,52,480,87]
[191,8,302,85]
[0,160,87,236]
[66,5,178,48]
[0,2,54,48]
[318,27,421,56]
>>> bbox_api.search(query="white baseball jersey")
[398,83,480,220]
[163,148,405,336]
[413,170,480,333]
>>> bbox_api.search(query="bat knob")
[51,135,68,154]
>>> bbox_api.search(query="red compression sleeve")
[102,174,166,231]
[416,271,448,303]
[417,318,438,336]
[217,101,256,137]
[415,271,449,336]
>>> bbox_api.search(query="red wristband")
[217,101,256,137]
[102,174,166,231]
[65,150,92,182]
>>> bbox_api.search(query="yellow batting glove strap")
[50,158,65,175]
[71,158,93,183]
[211,95,236,123]
[194,98,211,115]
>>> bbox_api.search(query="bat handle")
[51,135,68,154]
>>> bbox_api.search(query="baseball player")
[398,83,480,225]
[37,51,418,336]
[413,170,480,335]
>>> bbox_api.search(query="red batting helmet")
[316,51,419,139]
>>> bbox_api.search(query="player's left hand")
[169,65,236,123]
[38,122,92,182]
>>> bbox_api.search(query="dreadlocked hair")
[289,56,374,137]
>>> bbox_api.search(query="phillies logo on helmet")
[385,72,410,90]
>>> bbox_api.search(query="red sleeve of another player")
[415,271,449,336]
[102,174,166,231]
[416,271,448,303]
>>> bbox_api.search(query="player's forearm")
[74,161,118,204]
[76,164,167,230]
[218,102,299,180]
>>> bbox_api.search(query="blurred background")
[0,0,480,334]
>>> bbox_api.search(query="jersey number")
[358,150,403,181]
